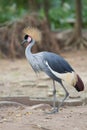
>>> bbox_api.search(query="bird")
[21,26,84,113]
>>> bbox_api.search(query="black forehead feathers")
[24,35,28,40]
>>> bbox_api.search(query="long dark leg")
[51,80,59,113]
[52,80,58,112]
[52,80,69,113]
[46,80,58,114]
[57,81,69,111]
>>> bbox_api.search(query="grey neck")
[25,40,35,60]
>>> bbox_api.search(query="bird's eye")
[24,35,28,40]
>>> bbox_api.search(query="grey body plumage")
[21,27,84,113]
[25,40,73,74]
[24,39,70,113]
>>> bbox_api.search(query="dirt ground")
[0,50,87,130]
[0,104,87,130]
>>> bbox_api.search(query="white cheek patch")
[45,61,77,86]
[27,37,32,42]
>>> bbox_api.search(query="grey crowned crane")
[21,27,84,113]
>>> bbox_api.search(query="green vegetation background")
[0,0,87,29]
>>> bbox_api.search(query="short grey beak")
[21,39,27,45]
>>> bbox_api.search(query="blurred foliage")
[0,0,28,23]
[0,0,87,29]
[48,3,75,29]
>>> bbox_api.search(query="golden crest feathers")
[23,26,42,42]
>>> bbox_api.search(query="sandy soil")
[0,104,87,130]
[0,50,87,130]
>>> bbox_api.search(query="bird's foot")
[45,107,58,114]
